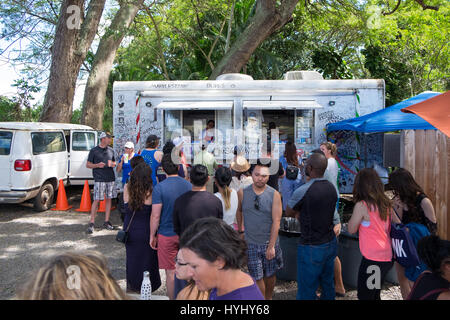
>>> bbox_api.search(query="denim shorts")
[247,242,283,280]
[93,181,117,200]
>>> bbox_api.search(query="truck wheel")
[33,182,54,212]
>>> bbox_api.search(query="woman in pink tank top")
[348,168,394,300]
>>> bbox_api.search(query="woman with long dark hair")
[348,168,393,300]
[388,168,437,234]
[388,168,437,299]
[123,162,161,293]
[280,141,303,211]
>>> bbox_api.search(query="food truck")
[112,71,385,167]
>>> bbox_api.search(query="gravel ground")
[0,185,402,300]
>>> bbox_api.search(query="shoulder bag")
[116,210,136,244]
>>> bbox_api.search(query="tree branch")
[414,0,439,11]
[169,23,215,71]
[9,0,58,25]
[77,0,107,56]
[46,0,60,20]
[143,5,170,80]
[208,13,228,62]
[190,0,204,33]
[224,0,235,54]
[382,0,402,16]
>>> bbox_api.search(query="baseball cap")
[124,141,134,149]
[99,132,114,139]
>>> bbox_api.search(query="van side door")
[29,130,68,188]
[0,131,13,191]
[68,130,97,185]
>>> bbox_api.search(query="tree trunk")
[40,0,106,123]
[209,0,299,79]
[81,0,144,130]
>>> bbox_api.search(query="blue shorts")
[247,242,283,280]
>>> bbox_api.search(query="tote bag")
[390,223,421,268]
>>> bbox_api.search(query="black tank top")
[402,193,437,235]
[407,272,450,300]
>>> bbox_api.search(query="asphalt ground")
[0,185,401,300]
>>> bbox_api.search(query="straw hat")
[231,155,250,172]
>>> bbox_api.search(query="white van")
[0,122,98,211]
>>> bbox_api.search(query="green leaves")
[363,0,449,105]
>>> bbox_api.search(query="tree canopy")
[0,0,448,127]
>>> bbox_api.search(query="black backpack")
[286,165,299,180]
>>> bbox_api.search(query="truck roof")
[113,79,385,93]
[0,122,94,131]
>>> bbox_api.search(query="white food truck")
[112,71,385,169]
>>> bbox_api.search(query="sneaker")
[86,223,95,234]
[103,221,114,230]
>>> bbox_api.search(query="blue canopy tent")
[326,92,440,133]
[325,92,441,176]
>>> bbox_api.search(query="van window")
[0,131,13,155]
[31,132,66,154]
[72,132,96,151]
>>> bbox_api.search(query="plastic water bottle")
[140,271,152,300]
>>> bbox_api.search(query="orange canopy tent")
[401,90,450,137]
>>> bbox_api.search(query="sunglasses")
[254,195,260,211]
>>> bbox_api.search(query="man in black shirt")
[172,164,223,297]
[286,152,338,300]
[173,164,223,236]
[86,132,117,234]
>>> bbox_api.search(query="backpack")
[286,165,299,180]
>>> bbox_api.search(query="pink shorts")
[157,234,179,270]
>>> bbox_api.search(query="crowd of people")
[16,131,449,300]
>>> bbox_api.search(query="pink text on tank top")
[358,201,392,262]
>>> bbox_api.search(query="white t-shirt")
[324,157,339,196]
[215,189,238,226]
[229,176,253,192]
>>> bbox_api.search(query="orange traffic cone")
[97,199,116,213]
[97,199,106,212]
[76,180,92,212]
[51,179,72,211]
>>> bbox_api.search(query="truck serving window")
[0,131,13,155]
[31,132,66,155]
[72,132,96,151]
